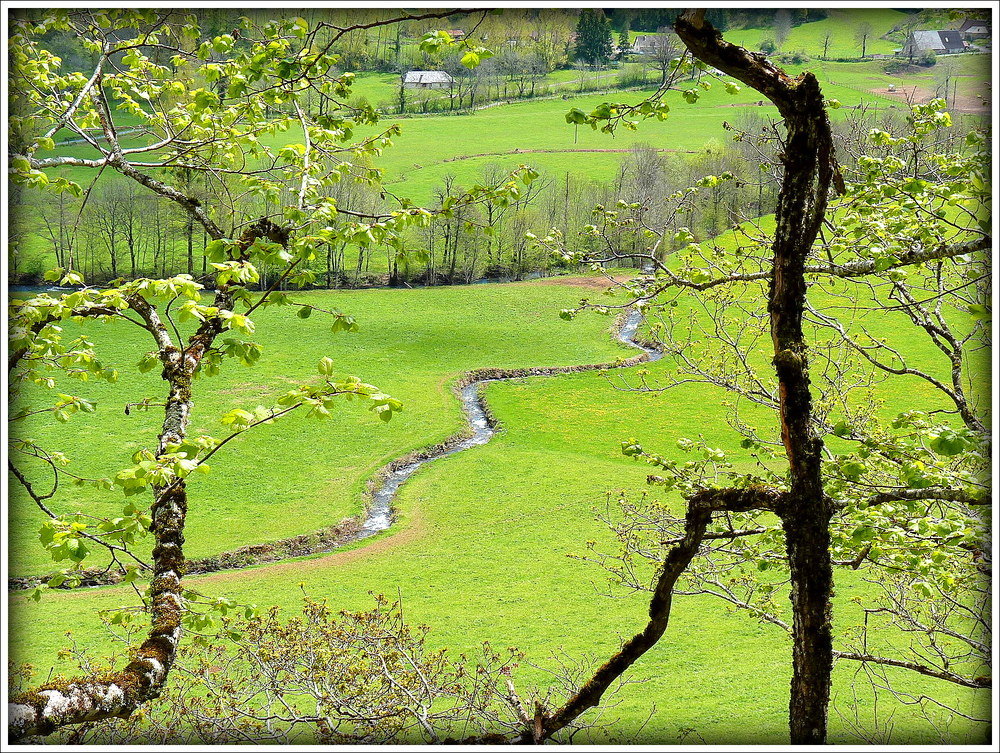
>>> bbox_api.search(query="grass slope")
[9,281,629,576]
[9,275,988,743]
[725,9,908,58]
[17,46,988,279]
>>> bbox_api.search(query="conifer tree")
[574,9,613,67]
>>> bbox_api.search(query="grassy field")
[342,67,631,112]
[8,281,632,576]
[7,8,991,743]
[39,57,989,204]
[627,9,908,58]
[16,42,988,280]
[725,8,908,58]
[8,272,989,743]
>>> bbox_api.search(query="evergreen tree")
[574,9,613,66]
[617,26,631,61]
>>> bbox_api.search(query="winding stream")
[358,308,663,539]
[9,307,662,589]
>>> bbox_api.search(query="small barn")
[631,34,674,55]
[402,71,454,89]
[901,30,966,57]
[959,18,991,40]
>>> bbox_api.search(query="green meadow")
[9,273,988,743]
[8,9,991,742]
[9,282,629,575]
[37,52,989,210]
[725,8,909,58]
[17,26,988,277]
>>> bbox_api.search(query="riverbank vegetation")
[8,10,989,287]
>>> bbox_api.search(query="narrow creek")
[358,308,663,538]
[9,307,662,589]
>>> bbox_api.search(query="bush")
[919,50,937,67]
[776,50,810,65]
[617,62,650,87]
[759,37,776,54]
[882,59,916,74]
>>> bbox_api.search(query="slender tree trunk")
[186,215,194,276]
[108,227,118,278]
[675,11,837,744]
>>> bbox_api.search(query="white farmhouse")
[959,18,990,40]
[402,71,454,89]
[900,30,966,57]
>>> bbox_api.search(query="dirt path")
[391,147,697,178]
[871,84,990,113]
[195,510,430,586]
[438,147,697,164]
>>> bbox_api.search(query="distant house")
[631,34,676,56]
[444,29,466,40]
[901,30,966,57]
[958,18,991,40]
[402,71,454,89]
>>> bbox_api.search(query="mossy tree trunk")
[8,224,279,740]
[674,10,835,744]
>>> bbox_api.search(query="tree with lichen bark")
[530,9,989,745]
[7,8,536,739]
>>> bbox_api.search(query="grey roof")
[633,34,665,47]
[959,18,990,32]
[938,30,966,49]
[403,71,454,85]
[909,30,965,52]
[632,34,675,53]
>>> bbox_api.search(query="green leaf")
[968,303,990,321]
[839,460,867,481]
[205,239,228,262]
[38,522,56,547]
[928,427,968,456]
[297,306,312,319]
[137,353,160,373]
[47,572,66,588]
[192,89,220,111]
[66,537,89,563]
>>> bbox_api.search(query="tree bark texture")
[9,223,281,740]
[9,432,190,741]
[675,11,835,744]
